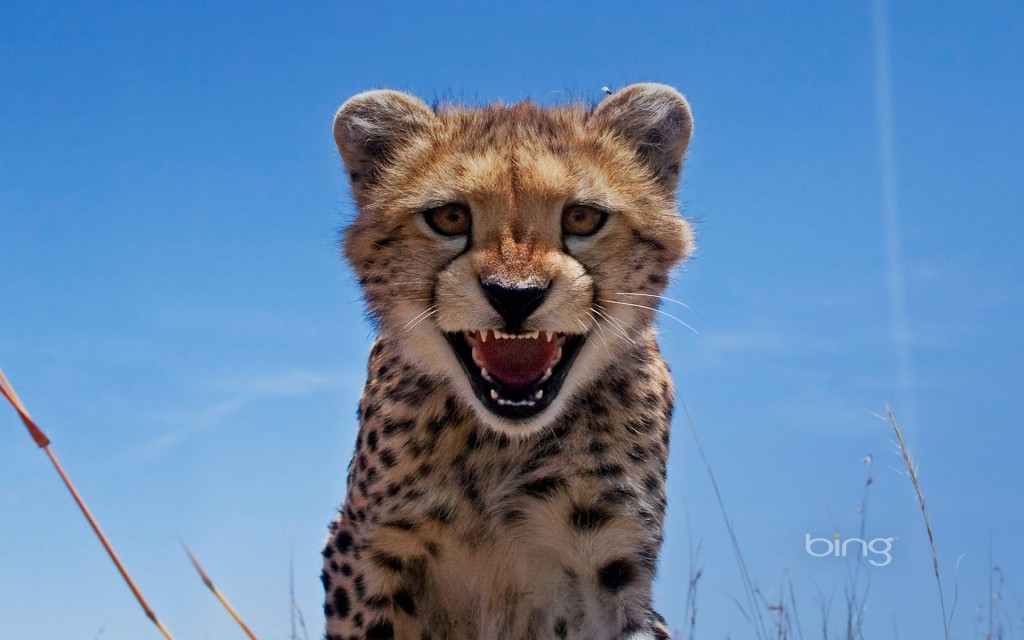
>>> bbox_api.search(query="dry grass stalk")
[682,400,770,639]
[886,404,952,640]
[0,369,177,640]
[182,542,260,640]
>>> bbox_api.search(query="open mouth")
[445,329,587,420]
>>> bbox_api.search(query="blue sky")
[2,1,1022,638]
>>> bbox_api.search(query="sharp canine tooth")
[480,330,488,343]
[490,389,499,400]
[543,367,553,381]
[534,389,543,400]
[547,331,555,342]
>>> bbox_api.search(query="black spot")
[366,430,379,452]
[402,489,424,502]
[364,595,390,609]
[382,418,414,436]
[335,531,354,554]
[502,508,528,525]
[554,618,568,639]
[426,417,446,435]
[333,587,351,618]
[416,462,435,478]
[570,505,612,532]
[610,376,631,400]
[599,486,637,505]
[353,612,364,628]
[321,571,331,591]
[383,519,417,532]
[371,551,404,572]
[426,502,456,524]
[598,559,634,593]
[340,562,353,576]
[593,462,626,477]
[642,474,661,493]
[647,273,666,286]
[393,589,416,615]
[519,476,566,498]
[588,439,607,454]
[582,396,608,417]
[379,448,397,468]
[628,415,657,434]
[354,574,366,600]
[365,619,395,640]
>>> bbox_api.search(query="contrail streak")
[872,0,915,422]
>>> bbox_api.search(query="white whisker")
[585,311,612,349]
[591,306,636,345]
[601,299,700,335]
[612,291,704,320]
[404,305,438,331]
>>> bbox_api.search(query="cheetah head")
[334,84,693,436]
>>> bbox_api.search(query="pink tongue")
[475,333,557,389]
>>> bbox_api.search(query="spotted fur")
[324,84,694,640]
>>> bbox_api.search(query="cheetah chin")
[445,329,587,420]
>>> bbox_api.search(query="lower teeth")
[496,396,537,407]
[488,386,545,407]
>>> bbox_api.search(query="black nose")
[480,281,549,330]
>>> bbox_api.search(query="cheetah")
[323,83,694,640]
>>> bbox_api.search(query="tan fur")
[324,84,693,640]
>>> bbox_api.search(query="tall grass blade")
[886,405,951,640]
[182,541,260,640]
[0,369,176,640]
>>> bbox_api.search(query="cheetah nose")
[480,280,549,330]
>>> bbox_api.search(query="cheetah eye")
[424,204,471,237]
[562,205,608,237]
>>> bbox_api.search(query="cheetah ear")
[591,83,693,190]
[333,89,434,196]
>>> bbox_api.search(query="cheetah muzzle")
[325,83,695,640]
